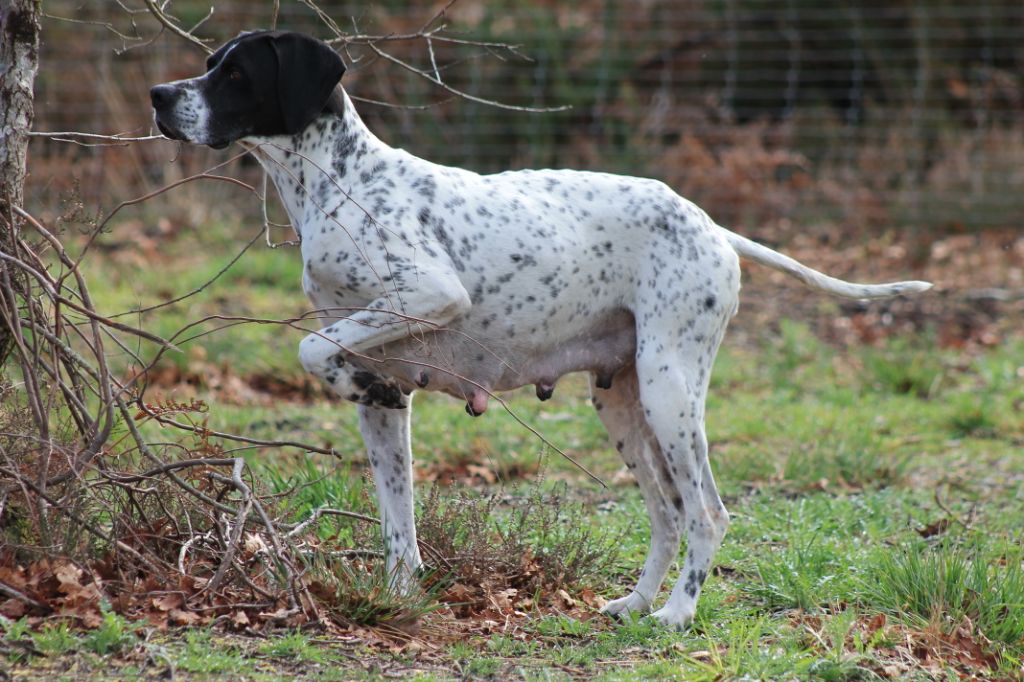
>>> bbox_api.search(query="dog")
[151,30,931,629]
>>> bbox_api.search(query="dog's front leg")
[358,401,423,591]
[298,279,471,408]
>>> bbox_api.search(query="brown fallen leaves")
[796,611,1005,681]
[436,547,608,625]
[0,497,615,649]
[1,559,104,626]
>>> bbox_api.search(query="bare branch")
[366,42,568,113]
[28,130,165,147]
[140,0,213,54]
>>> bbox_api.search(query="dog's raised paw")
[371,385,408,409]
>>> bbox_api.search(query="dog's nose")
[149,84,177,109]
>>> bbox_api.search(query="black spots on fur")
[364,381,405,408]
[413,175,437,202]
[588,241,614,259]
[685,575,697,598]
[352,371,378,389]
[470,281,485,304]
[331,353,346,368]
[419,207,464,272]
[683,569,707,598]
[444,195,467,210]
[704,295,716,310]
[509,253,538,269]
[343,363,402,408]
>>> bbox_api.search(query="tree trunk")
[0,0,41,366]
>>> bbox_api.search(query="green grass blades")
[860,538,1024,646]
[305,551,444,629]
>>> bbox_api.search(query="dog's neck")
[245,86,392,238]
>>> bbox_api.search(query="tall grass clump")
[306,552,443,628]
[418,481,623,592]
[747,537,853,612]
[860,542,1024,647]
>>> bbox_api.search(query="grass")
[5,219,1024,680]
[863,540,1024,646]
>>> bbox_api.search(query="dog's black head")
[150,31,345,149]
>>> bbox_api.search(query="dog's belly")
[362,308,636,402]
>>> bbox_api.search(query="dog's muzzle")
[150,84,187,142]
[149,84,230,149]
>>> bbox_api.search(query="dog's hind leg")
[357,400,423,592]
[632,318,732,630]
[592,367,683,619]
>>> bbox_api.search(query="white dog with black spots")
[151,30,931,630]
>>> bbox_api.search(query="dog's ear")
[270,33,346,135]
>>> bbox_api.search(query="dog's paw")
[600,591,652,619]
[648,605,695,632]
[364,381,409,409]
[324,368,409,409]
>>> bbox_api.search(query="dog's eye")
[228,68,243,81]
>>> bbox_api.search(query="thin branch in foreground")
[28,130,165,148]
[366,42,570,114]
[140,0,213,54]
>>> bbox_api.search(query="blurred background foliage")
[29,0,1024,236]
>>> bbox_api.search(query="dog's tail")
[722,228,933,299]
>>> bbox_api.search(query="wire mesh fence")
[29,0,1024,235]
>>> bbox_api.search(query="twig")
[110,226,265,317]
[206,496,252,595]
[140,0,213,54]
[28,131,165,146]
[934,484,975,531]
[0,580,49,612]
[0,466,167,576]
[134,401,342,458]
[209,459,310,616]
[367,42,570,113]
[286,505,380,538]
